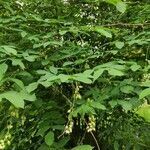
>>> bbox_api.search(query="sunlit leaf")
[120,85,134,94]
[7,78,25,89]
[0,91,25,108]
[93,69,104,81]
[72,145,93,150]
[108,68,124,76]
[95,27,112,38]
[115,41,124,49]
[11,59,25,69]
[139,88,150,99]
[130,64,141,71]
[1,46,17,55]
[74,76,92,84]
[26,82,38,93]
[116,2,126,13]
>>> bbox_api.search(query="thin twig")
[90,131,100,150]
[79,130,86,145]
[84,120,100,150]
[61,92,72,105]
[53,86,72,105]
[57,120,70,139]
[57,129,66,139]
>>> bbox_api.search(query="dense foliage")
[0,0,150,149]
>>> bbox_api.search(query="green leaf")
[72,104,95,118]
[23,55,37,62]
[43,41,63,48]
[54,137,70,148]
[20,90,36,101]
[21,31,27,38]
[0,91,25,108]
[114,141,119,150]
[120,85,134,94]
[11,59,25,69]
[130,64,141,71]
[63,61,73,66]
[109,100,118,108]
[59,30,68,35]
[90,101,106,110]
[31,14,43,21]
[74,76,92,84]
[59,74,69,82]
[115,41,124,49]
[47,75,59,82]
[116,2,126,13]
[75,76,92,84]
[93,69,104,81]
[83,69,93,77]
[45,131,54,146]
[49,66,58,74]
[0,90,36,108]
[141,80,150,87]
[0,63,8,81]
[108,68,124,76]
[72,145,93,150]
[26,82,38,93]
[136,104,150,122]
[36,125,50,137]
[27,56,38,62]
[51,125,64,130]
[95,27,112,38]
[39,81,53,88]
[118,100,132,111]
[7,78,25,89]
[139,88,150,99]
[1,46,17,55]
[105,0,126,13]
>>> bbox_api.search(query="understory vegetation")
[0,0,150,149]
